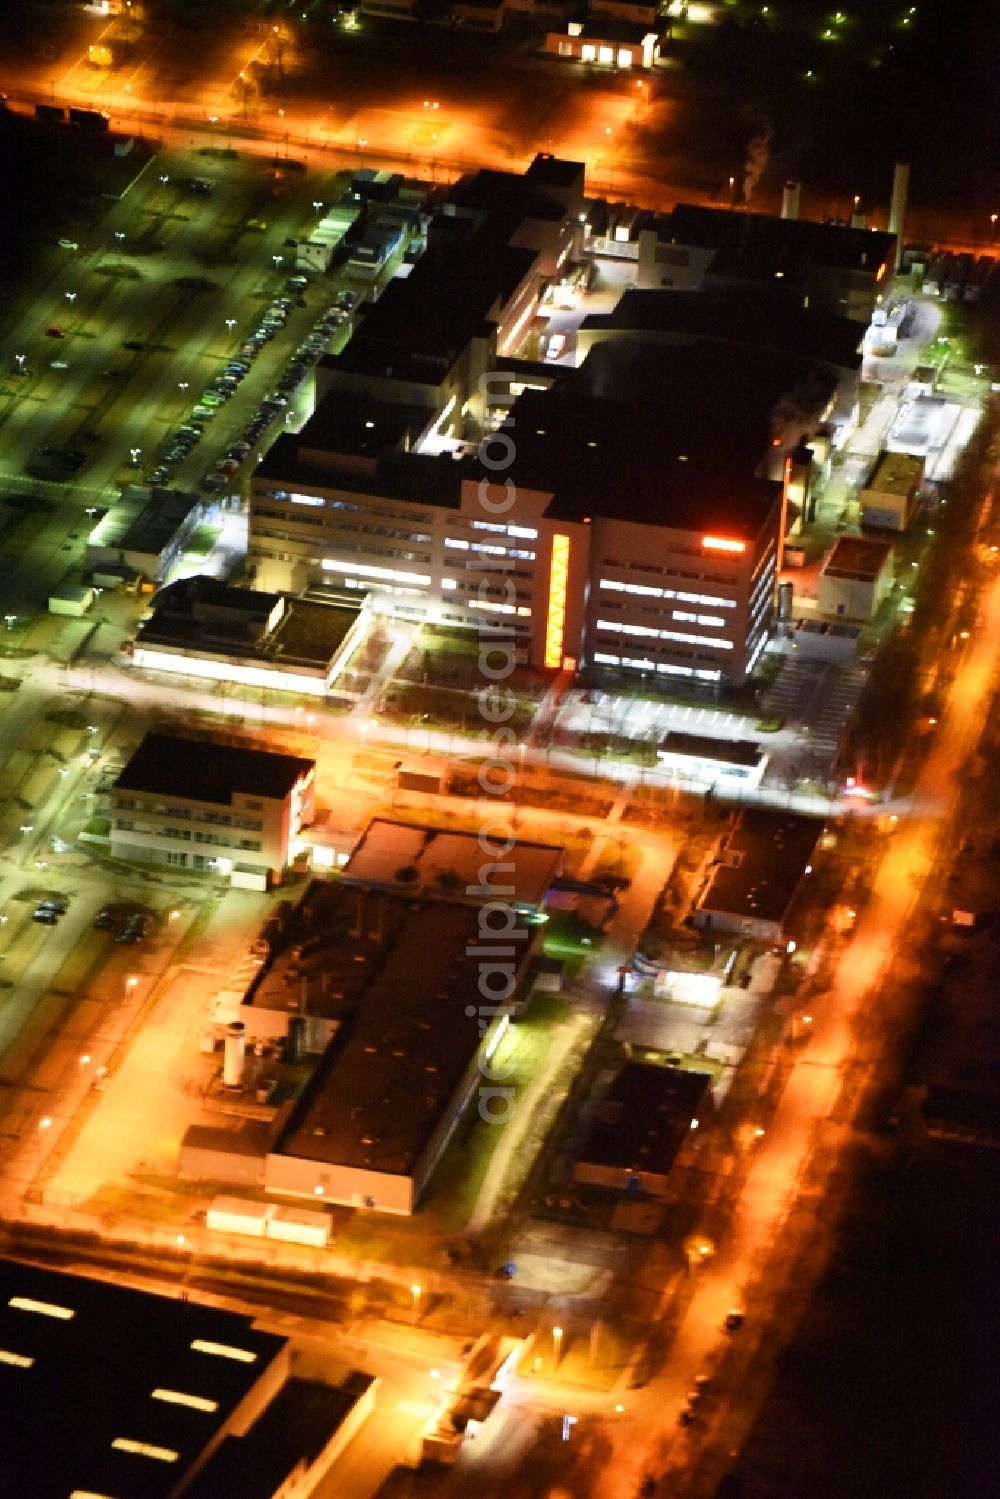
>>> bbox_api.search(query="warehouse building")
[0,1257,289,1499]
[574,1063,713,1196]
[693,808,824,942]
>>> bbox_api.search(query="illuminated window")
[702,536,746,555]
[544,534,571,668]
[190,1339,257,1363]
[111,1439,179,1463]
[151,1388,218,1414]
[0,1350,34,1368]
[320,560,430,586]
[8,1297,75,1320]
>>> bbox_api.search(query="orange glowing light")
[544,534,571,669]
[702,536,746,554]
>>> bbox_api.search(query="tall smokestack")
[888,162,909,270]
[781,181,801,221]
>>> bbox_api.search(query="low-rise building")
[693,808,824,942]
[341,817,564,911]
[859,449,923,531]
[0,1257,291,1499]
[110,733,315,887]
[657,731,768,790]
[264,892,541,1214]
[130,575,367,697]
[85,485,209,585]
[545,18,659,70]
[574,1063,713,1195]
[817,535,894,621]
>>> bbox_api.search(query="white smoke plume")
[742,124,772,206]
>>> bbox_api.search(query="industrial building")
[341,818,564,910]
[180,869,546,1215]
[85,485,209,586]
[859,449,924,531]
[692,808,825,942]
[0,1258,376,1499]
[130,574,367,697]
[110,732,315,887]
[0,1257,289,1499]
[573,1063,713,1196]
[817,535,894,622]
[633,203,895,322]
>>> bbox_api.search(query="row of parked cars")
[93,907,151,944]
[148,280,355,493]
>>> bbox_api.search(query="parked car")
[33,907,59,924]
[38,897,68,914]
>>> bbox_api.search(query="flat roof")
[866,449,923,494]
[88,488,199,558]
[697,809,824,928]
[659,733,765,768]
[138,591,357,669]
[185,1375,374,1499]
[582,285,864,371]
[499,382,782,536]
[578,1062,712,1175]
[274,893,538,1176]
[0,1257,286,1499]
[330,226,537,382]
[341,818,563,907]
[114,732,314,805]
[255,435,463,510]
[822,535,894,580]
[659,203,896,278]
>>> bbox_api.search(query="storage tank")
[780,181,801,221]
[284,1014,306,1065]
[223,1022,246,1088]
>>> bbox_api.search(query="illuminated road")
[576,564,1000,1497]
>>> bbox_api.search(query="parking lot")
[0,146,369,609]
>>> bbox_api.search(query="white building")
[110,733,315,887]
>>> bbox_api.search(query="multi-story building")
[250,376,782,686]
[636,203,896,323]
[110,733,315,888]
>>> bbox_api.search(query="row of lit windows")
[444,537,536,561]
[593,651,722,683]
[599,578,737,606]
[596,619,734,650]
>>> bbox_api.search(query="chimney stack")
[888,162,909,270]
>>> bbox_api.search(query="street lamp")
[552,1325,563,1364]
[225,318,236,335]
[272,254,282,271]
[129,447,141,466]
[14,353,26,370]
[65,291,77,303]
[114,231,125,243]
[410,1283,422,1323]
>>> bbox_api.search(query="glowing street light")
[410,1283,422,1322]
[65,291,77,303]
[225,318,236,335]
[552,1325,563,1363]
[39,1116,53,1131]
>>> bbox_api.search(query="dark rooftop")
[184,1374,374,1499]
[329,224,536,383]
[0,1257,286,1499]
[138,585,358,669]
[495,384,782,536]
[524,153,585,192]
[660,203,896,279]
[274,889,538,1177]
[254,433,463,511]
[696,809,824,930]
[578,1063,712,1176]
[659,733,766,769]
[114,732,313,805]
[582,284,864,372]
[822,535,894,581]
